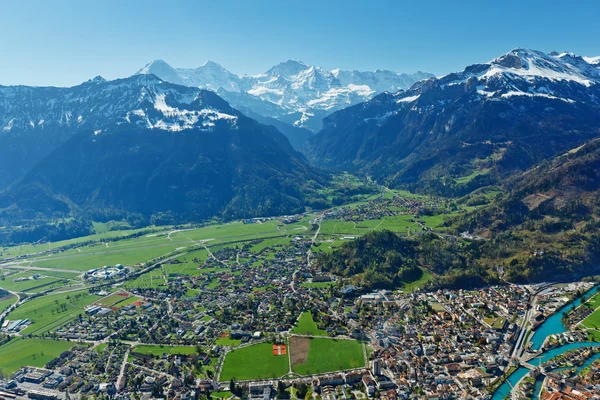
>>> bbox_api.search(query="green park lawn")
[0,338,76,375]
[291,337,364,375]
[400,267,433,292]
[215,336,241,347]
[291,312,327,336]
[220,342,289,381]
[301,281,335,288]
[132,345,198,356]
[580,290,600,329]
[582,309,600,329]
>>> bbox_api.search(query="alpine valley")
[1,48,600,287]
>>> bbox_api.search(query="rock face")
[305,49,600,196]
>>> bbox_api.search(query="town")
[1,192,600,400]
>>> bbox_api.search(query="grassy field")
[0,295,17,313]
[95,292,130,307]
[0,338,76,375]
[0,272,70,293]
[291,337,364,375]
[585,290,600,309]
[319,215,439,237]
[582,309,600,329]
[6,289,101,335]
[311,239,348,254]
[123,269,166,290]
[301,281,335,289]
[132,345,198,356]
[94,343,109,353]
[22,221,289,272]
[215,337,242,347]
[0,226,164,259]
[250,237,292,253]
[291,312,327,336]
[400,268,433,292]
[580,290,600,329]
[211,391,233,399]
[220,342,289,381]
[172,249,209,264]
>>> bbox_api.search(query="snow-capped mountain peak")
[265,59,309,78]
[132,59,433,131]
[137,60,185,86]
[484,48,600,87]
[0,75,239,136]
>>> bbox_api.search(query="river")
[529,285,600,350]
[492,342,600,399]
[493,283,600,398]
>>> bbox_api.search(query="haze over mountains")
[1,48,600,245]
[135,59,433,134]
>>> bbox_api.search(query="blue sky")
[1,0,599,87]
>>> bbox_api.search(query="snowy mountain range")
[135,59,433,132]
[0,74,325,228]
[306,48,600,195]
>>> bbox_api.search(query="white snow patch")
[501,91,576,103]
[2,118,14,131]
[396,94,420,103]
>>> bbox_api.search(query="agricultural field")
[5,289,101,335]
[290,337,364,375]
[220,342,289,381]
[250,237,292,253]
[0,272,71,293]
[311,239,348,254]
[319,215,431,237]
[0,295,17,313]
[0,338,76,375]
[132,345,198,357]
[18,220,290,273]
[319,220,381,236]
[0,225,164,259]
[171,249,209,264]
[291,312,327,336]
[123,269,166,290]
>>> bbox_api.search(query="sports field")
[290,337,364,375]
[220,342,289,381]
[0,338,76,375]
[291,312,327,336]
